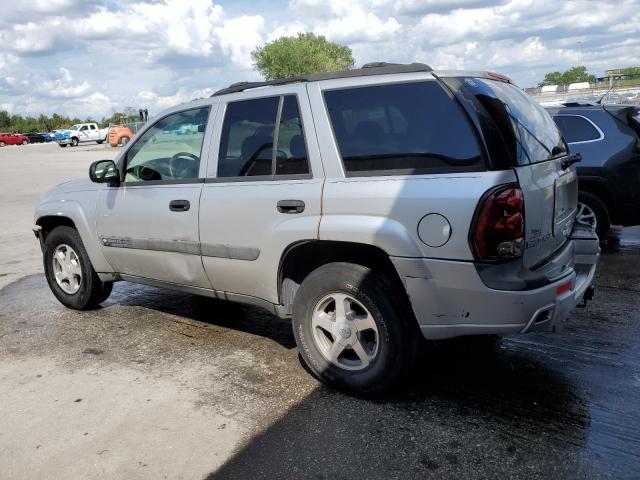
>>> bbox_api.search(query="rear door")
[455,77,577,267]
[199,85,323,304]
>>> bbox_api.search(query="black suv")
[546,102,640,237]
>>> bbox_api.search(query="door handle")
[169,199,190,212]
[277,199,305,214]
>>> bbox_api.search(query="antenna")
[597,86,614,105]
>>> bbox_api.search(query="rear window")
[553,115,602,143]
[461,78,566,165]
[323,81,483,176]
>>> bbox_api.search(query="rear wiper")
[561,153,582,170]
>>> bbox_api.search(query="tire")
[120,136,130,146]
[59,144,67,148]
[0,141,5,147]
[292,262,418,395]
[96,140,104,144]
[577,191,610,239]
[71,137,79,147]
[43,226,113,310]
[21,140,28,145]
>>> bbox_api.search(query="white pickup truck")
[54,123,109,147]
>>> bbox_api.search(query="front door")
[199,87,323,303]
[96,105,215,288]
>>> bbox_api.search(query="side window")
[218,97,279,177]
[324,81,483,175]
[90,125,96,130]
[553,115,602,143]
[124,107,210,182]
[80,125,88,131]
[217,95,310,178]
[276,96,309,175]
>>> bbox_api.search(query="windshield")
[462,78,566,165]
[69,125,80,130]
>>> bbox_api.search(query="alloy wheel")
[311,292,379,371]
[52,244,82,294]
[575,201,597,231]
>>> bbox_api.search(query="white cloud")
[1,0,639,118]
[214,15,265,67]
[37,68,91,98]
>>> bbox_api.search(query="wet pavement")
[1,227,639,479]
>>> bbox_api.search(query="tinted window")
[218,97,279,177]
[461,78,566,165]
[275,96,309,175]
[323,81,483,175]
[125,107,210,182]
[218,95,309,178]
[553,116,601,143]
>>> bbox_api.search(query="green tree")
[0,110,96,133]
[538,66,596,87]
[251,32,355,81]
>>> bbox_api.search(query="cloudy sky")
[0,0,638,118]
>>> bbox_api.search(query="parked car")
[546,102,640,237]
[33,63,599,394]
[54,123,109,147]
[0,132,29,146]
[108,124,134,146]
[23,133,47,143]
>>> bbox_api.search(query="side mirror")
[89,159,119,184]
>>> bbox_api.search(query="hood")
[54,130,72,139]
[38,179,97,203]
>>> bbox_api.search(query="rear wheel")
[577,191,610,238]
[43,226,113,310]
[292,262,417,395]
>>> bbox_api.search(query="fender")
[318,214,423,257]
[35,199,114,274]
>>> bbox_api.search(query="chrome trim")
[100,236,260,260]
[553,114,605,145]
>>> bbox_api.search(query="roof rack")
[211,62,432,97]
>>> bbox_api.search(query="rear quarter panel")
[320,171,517,260]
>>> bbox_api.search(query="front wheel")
[21,140,28,145]
[0,141,5,147]
[292,262,418,395]
[71,137,79,147]
[43,226,113,310]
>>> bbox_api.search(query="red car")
[0,133,29,146]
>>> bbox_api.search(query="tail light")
[472,185,525,260]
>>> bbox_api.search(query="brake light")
[472,186,525,260]
[487,71,512,83]
[556,281,572,296]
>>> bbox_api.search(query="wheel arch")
[35,203,113,274]
[578,177,615,220]
[278,240,408,316]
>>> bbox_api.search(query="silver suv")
[34,63,599,394]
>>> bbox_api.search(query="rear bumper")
[392,228,599,340]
